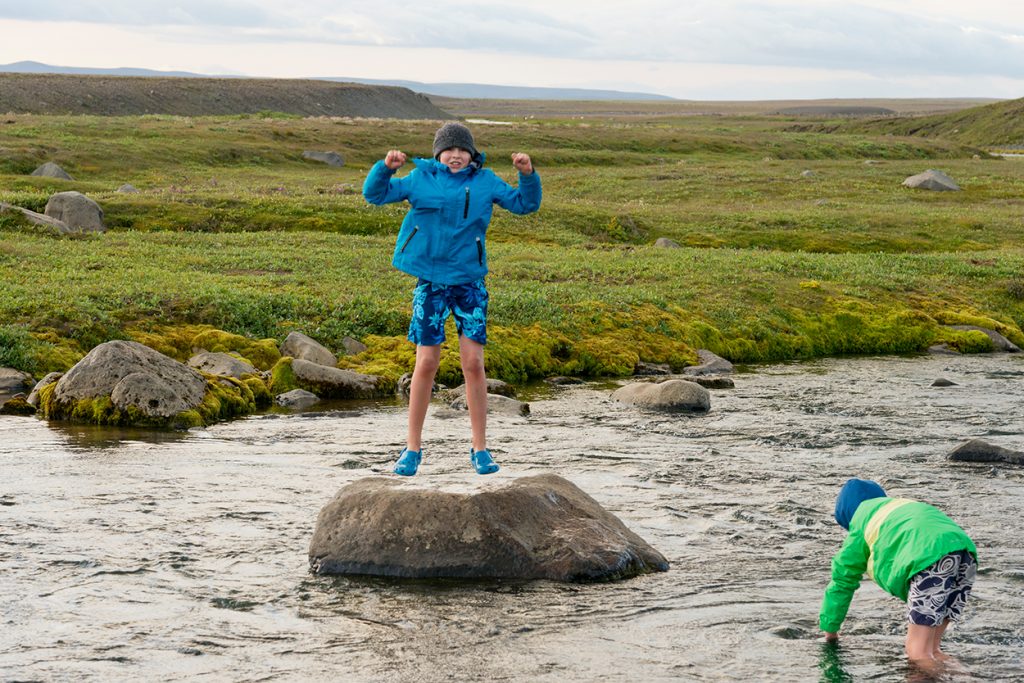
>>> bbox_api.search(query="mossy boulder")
[288,357,390,399]
[191,329,281,370]
[38,340,264,428]
[1,395,36,416]
[188,351,259,378]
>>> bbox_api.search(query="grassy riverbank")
[2,111,1023,386]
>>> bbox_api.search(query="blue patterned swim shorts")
[408,278,488,346]
[907,550,976,626]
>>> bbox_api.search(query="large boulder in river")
[37,340,260,427]
[683,349,734,376]
[947,439,1024,466]
[612,379,710,412]
[30,162,73,180]
[280,331,337,367]
[902,169,960,191]
[290,358,387,399]
[44,191,105,232]
[309,473,669,581]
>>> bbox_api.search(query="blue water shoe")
[394,448,422,476]
[471,448,499,475]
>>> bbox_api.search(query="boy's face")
[439,147,472,172]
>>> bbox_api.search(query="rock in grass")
[450,392,529,416]
[947,439,1024,466]
[0,202,73,234]
[683,349,734,376]
[44,191,105,232]
[613,379,710,412]
[30,162,73,180]
[309,473,669,581]
[302,150,345,167]
[280,331,337,367]
[275,388,320,409]
[188,351,258,379]
[948,325,1021,353]
[116,184,140,193]
[902,169,960,191]
[341,336,367,356]
[653,237,681,248]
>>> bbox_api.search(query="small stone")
[931,378,957,387]
[275,388,320,409]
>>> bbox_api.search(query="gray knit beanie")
[432,122,477,159]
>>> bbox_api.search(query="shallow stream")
[2,354,1023,681]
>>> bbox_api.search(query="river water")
[2,354,1023,682]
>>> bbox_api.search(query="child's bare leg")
[932,619,951,659]
[458,335,487,451]
[906,624,942,674]
[407,344,441,451]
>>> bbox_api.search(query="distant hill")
[0,73,453,118]
[828,97,1024,147]
[0,61,673,101]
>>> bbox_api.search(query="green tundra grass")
[2,111,1023,387]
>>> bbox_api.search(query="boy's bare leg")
[458,335,487,451]
[932,619,951,660]
[906,624,942,675]
[407,344,441,451]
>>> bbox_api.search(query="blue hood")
[834,478,887,530]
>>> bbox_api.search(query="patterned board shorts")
[906,550,977,626]
[408,278,489,346]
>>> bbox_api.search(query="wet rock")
[0,394,35,416]
[44,340,206,421]
[0,367,33,394]
[928,344,960,355]
[280,331,337,367]
[0,202,73,234]
[948,325,1021,353]
[275,388,320,409]
[683,349,734,376]
[932,378,957,387]
[44,191,105,232]
[302,150,345,167]
[947,439,1024,466]
[613,379,710,412]
[653,237,680,248]
[309,473,669,581]
[188,352,258,379]
[545,376,583,385]
[902,169,960,191]
[685,375,735,389]
[450,393,530,417]
[634,361,671,376]
[395,372,442,398]
[290,358,386,399]
[30,162,73,180]
[27,372,62,406]
[445,378,516,399]
[116,184,140,193]
[341,336,367,356]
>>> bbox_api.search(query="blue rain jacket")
[363,155,542,285]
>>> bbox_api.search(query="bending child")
[820,478,977,674]
[362,122,541,476]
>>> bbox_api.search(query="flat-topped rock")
[290,358,386,399]
[450,392,530,416]
[947,439,1024,466]
[309,473,668,581]
[280,331,337,367]
[188,351,258,378]
[613,379,710,412]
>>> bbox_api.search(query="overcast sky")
[1,0,1023,99]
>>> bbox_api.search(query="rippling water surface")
[2,354,1023,682]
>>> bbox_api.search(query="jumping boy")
[362,122,541,476]
[820,478,977,673]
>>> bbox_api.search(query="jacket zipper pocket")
[464,188,470,219]
[400,226,419,253]
[476,237,483,265]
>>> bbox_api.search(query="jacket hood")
[834,478,887,530]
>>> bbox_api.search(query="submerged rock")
[685,375,735,389]
[309,473,669,581]
[932,378,957,387]
[275,388,320,409]
[450,392,530,416]
[545,376,584,386]
[947,439,1024,466]
[0,394,35,415]
[613,379,710,412]
[683,349,734,376]
[634,361,671,376]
